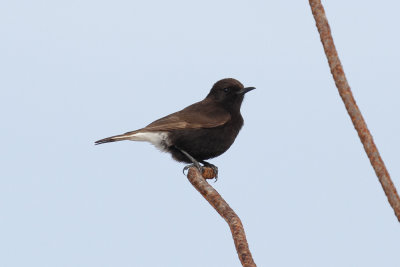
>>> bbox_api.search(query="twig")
[308,0,400,221]
[187,167,256,267]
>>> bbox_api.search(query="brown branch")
[187,167,256,267]
[309,0,400,221]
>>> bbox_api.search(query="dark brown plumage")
[95,78,255,175]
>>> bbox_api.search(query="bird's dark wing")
[125,98,231,134]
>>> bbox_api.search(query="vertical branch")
[187,167,256,267]
[308,0,400,221]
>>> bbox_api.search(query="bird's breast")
[168,114,243,160]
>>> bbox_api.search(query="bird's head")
[206,78,255,111]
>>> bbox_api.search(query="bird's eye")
[223,88,229,93]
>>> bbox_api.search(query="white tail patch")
[127,132,170,151]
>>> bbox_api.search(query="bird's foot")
[201,162,219,182]
[183,163,203,176]
[182,162,218,181]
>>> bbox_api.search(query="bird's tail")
[94,134,131,145]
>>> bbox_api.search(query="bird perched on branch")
[95,78,255,178]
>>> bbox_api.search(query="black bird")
[95,78,255,177]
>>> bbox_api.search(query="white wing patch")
[127,132,170,152]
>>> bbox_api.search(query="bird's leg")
[201,160,219,181]
[176,147,203,175]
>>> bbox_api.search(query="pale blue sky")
[1,1,399,266]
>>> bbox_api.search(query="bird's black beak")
[237,87,256,95]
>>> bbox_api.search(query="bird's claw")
[203,163,219,182]
[183,162,219,182]
[182,163,203,176]
[211,166,219,181]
